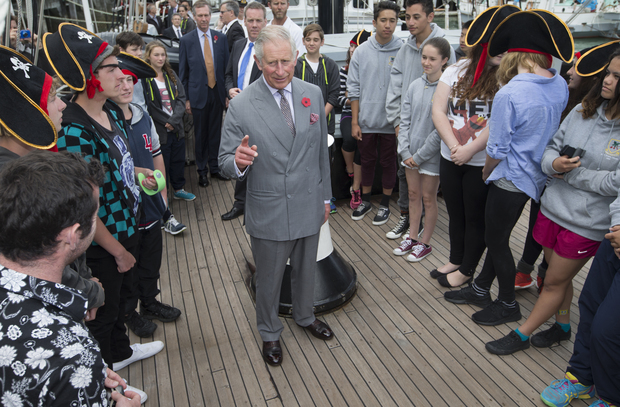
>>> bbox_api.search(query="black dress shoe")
[221,206,244,221]
[211,172,229,181]
[437,273,472,288]
[198,174,209,187]
[262,340,282,366]
[302,319,334,340]
[430,268,456,279]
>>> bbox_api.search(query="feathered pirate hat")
[42,23,115,98]
[575,40,620,77]
[465,4,520,86]
[0,45,57,149]
[117,52,156,84]
[488,10,574,66]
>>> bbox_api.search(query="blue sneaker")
[174,189,196,201]
[330,197,337,214]
[540,372,595,407]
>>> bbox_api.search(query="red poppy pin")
[302,97,311,107]
[213,35,218,43]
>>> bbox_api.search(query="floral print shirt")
[0,265,108,406]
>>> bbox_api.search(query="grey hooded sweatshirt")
[347,34,403,134]
[397,74,440,174]
[386,24,456,128]
[540,102,620,241]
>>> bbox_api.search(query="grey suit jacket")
[218,77,332,242]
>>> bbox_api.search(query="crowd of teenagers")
[1,0,620,405]
[339,1,620,406]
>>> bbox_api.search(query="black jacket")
[225,38,262,96]
[225,20,245,53]
[142,71,187,144]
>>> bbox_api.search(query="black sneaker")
[372,206,391,226]
[351,201,372,221]
[472,300,522,326]
[485,330,530,355]
[531,323,571,348]
[141,300,182,322]
[444,285,492,308]
[386,214,409,239]
[126,310,157,338]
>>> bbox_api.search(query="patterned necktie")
[203,33,216,89]
[237,42,253,90]
[278,89,295,137]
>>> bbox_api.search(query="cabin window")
[353,0,369,8]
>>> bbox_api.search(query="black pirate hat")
[42,23,115,94]
[575,40,620,77]
[117,52,156,83]
[350,30,371,46]
[488,10,574,64]
[465,5,520,86]
[0,46,57,149]
[465,4,520,47]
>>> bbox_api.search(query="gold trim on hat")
[465,5,520,48]
[575,40,620,77]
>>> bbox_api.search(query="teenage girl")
[392,37,451,262]
[487,48,620,355]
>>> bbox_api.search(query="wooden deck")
[118,167,593,407]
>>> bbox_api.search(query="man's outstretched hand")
[235,135,258,172]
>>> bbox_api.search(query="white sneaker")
[112,341,164,371]
[124,380,148,404]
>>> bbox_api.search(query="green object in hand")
[138,170,165,195]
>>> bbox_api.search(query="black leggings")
[475,184,530,302]
[340,116,360,165]
[520,198,548,274]
[439,158,489,276]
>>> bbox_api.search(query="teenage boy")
[294,24,340,135]
[116,31,191,234]
[113,52,183,337]
[455,20,472,60]
[384,0,455,239]
[347,0,403,225]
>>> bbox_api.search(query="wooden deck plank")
[121,164,590,406]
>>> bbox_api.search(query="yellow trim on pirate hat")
[0,45,57,149]
[575,40,620,77]
[465,4,520,48]
[488,9,574,63]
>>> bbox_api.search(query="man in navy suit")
[179,0,229,187]
[221,0,266,221]
[146,4,164,35]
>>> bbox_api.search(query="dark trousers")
[233,177,247,209]
[126,223,162,314]
[85,234,139,365]
[192,93,223,176]
[358,133,397,190]
[161,132,186,191]
[439,158,489,276]
[475,184,530,302]
[567,238,620,404]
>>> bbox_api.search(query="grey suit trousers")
[251,234,319,341]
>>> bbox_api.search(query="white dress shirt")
[238,40,257,90]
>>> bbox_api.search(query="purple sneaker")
[406,242,432,262]
[393,238,417,256]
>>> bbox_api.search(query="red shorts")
[533,212,601,259]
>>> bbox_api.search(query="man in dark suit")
[179,0,229,187]
[166,0,179,28]
[219,1,246,52]
[221,1,265,221]
[219,25,334,367]
[146,4,164,35]
[163,13,183,39]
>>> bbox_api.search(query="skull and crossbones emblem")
[78,31,93,43]
[11,57,31,78]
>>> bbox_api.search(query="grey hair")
[222,1,239,15]
[255,25,297,63]
[244,1,266,20]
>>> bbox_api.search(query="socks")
[471,282,489,297]
[380,194,390,208]
[400,209,409,216]
[515,328,529,341]
[500,300,517,309]
[557,321,571,332]
[361,192,371,203]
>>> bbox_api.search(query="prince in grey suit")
[219,26,334,366]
